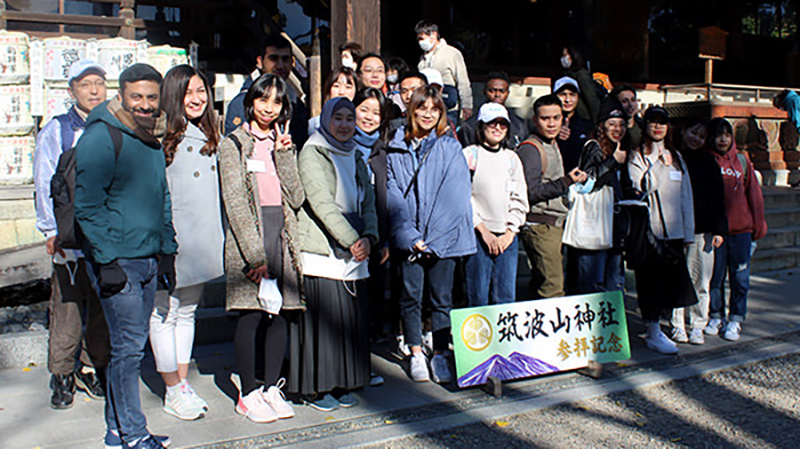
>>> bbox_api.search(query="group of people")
[32,19,768,449]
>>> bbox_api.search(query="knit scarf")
[107,96,166,147]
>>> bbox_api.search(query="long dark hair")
[161,65,219,166]
[353,87,389,140]
[244,74,293,126]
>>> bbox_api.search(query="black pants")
[235,311,287,396]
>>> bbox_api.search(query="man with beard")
[553,76,593,172]
[224,35,309,146]
[75,63,177,449]
[457,71,529,147]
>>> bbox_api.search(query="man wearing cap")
[33,60,110,410]
[416,20,473,124]
[553,76,593,172]
[75,63,176,449]
[458,71,529,148]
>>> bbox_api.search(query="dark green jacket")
[74,100,177,264]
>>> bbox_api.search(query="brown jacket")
[218,126,305,312]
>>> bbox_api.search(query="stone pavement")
[1,270,799,449]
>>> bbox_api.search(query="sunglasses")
[486,120,509,129]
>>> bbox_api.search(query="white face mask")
[342,55,357,70]
[386,73,398,84]
[561,55,572,69]
[419,38,435,52]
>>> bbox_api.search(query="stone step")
[751,247,800,273]
[765,207,800,229]
[757,225,800,250]
[762,187,800,209]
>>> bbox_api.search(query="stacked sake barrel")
[0,31,35,185]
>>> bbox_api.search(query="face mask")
[419,39,435,52]
[342,56,356,70]
[571,176,596,195]
[561,55,572,69]
[386,74,398,84]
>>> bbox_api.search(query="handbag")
[618,193,682,269]
[562,183,614,250]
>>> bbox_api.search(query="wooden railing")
[0,0,141,39]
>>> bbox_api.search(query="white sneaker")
[262,378,294,419]
[236,388,278,423]
[397,334,411,357]
[646,329,679,355]
[163,385,205,421]
[671,327,689,343]
[430,354,452,384]
[704,318,723,336]
[182,381,208,411]
[422,331,434,356]
[722,321,741,341]
[688,328,705,345]
[409,353,430,382]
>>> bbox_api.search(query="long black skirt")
[634,239,698,321]
[286,276,370,396]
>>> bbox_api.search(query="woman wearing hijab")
[289,97,379,412]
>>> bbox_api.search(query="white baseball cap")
[68,60,106,84]
[553,76,579,94]
[477,102,510,123]
[419,68,444,88]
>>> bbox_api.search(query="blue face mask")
[572,176,596,195]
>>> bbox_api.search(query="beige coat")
[218,126,305,312]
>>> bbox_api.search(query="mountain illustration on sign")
[457,352,560,387]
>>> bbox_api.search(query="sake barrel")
[0,85,35,136]
[43,87,74,126]
[43,37,88,83]
[147,45,189,76]
[97,38,139,81]
[0,31,31,85]
[0,135,35,185]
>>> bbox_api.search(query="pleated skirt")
[286,276,370,395]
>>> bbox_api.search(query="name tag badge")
[246,159,267,173]
[506,180,517,192]
[670,170,682,182]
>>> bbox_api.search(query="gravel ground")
[362,352,800,449]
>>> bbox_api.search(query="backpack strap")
[104,122,123,161]
[736,152,749,187]
[520,136,547,174]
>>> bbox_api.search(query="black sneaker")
[75,369,106,400]
[123,435,167,449]
[50,373,76,410]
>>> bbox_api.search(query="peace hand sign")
[274,119,293,151]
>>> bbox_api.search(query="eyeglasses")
[361,67,385,75]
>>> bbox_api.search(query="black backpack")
[50,122,123,249]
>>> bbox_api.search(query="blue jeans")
[566,247,624,295]
[88,258,157,443]
[709,233,751,323]
[399,255,455,351]
[465,232,518,306]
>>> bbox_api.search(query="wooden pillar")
[0,1,7,29]
[310,29,322,117]
[119,0,136,40]
[331,0,380,68]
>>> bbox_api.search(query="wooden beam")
[2,11,144,28]
[330,0,381,69]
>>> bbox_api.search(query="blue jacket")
[784,90,800,133]
[386,128,475,258]
[74,100,177,264]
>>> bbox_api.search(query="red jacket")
[711,146,767,240]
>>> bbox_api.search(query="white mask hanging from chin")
[342,55,357,70]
